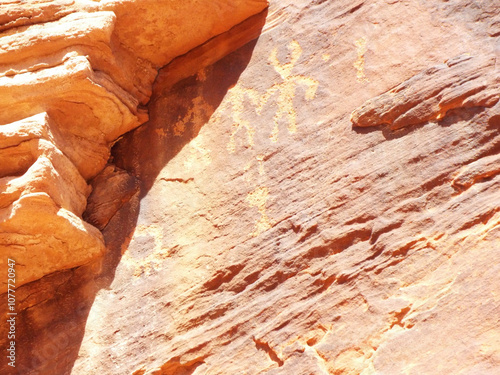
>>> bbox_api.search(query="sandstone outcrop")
[351,54,500,129]
[1,0,500,375]
[0,0,267,293]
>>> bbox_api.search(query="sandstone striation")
[73,0,500,373]
[0,0,267,294]
[1,0,500,375]
[83,164,140,231]
[350,54,500,129]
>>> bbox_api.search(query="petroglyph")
[218,40,319,151]
[261,40,319,142]
[222,85,261,153]
[173,95,214,136]
[180,41,318,237]
[244,154,267,179]
[246,186,273,237]
[256,154,265,176]
[354,37,369,83]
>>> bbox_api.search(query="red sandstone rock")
[351,54,500,129]
[83,164,140,230]
[0,0,266,295]
[1,0,500,375]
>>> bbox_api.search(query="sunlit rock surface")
[1,0,499,374]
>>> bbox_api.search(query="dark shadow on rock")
[351,121,427,140]
[0,13,265,375]
[112,37,261,196]
[0,191,140,375]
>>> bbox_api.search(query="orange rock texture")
[0,0,267,291]
[1,0,500,374]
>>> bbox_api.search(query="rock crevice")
[0,0,268,292]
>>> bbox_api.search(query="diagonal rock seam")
[350,54,500,130]
[0,2,269,293]
[350,52,500,196]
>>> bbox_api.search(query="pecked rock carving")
[0,0,268,293]
[2,1,500,375]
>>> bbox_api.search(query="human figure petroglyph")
[261,40,319,142]
[219,40,319,152]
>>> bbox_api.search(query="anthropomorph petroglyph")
[261,40,319,142]
[218,40,319,152]
[246,186,273,237]
[222,85,261,153]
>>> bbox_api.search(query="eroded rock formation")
[351,54,500,129]
[1,0,500,374]
[0,0,267,292]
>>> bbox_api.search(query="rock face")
[351,54,499,129]
[0,1,267,373]
[0,0,267,292]
[1,0,500,374]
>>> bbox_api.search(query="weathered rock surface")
[351,54,500,129]
[1,0,500,375]
[0,0,267,294]
[0,112,106,290]
[83,164,140,231]
[73,0,499,373]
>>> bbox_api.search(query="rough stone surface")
[1,0,500,375]
[0,0,266,294]
[0,1,267,372]
[83,164,140,231]
[351,54,500,129]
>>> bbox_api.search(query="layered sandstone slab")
[0,193,105,290]
[0,0,268,296]
[71,0,500,374]
[101,0,269,67]
[1,0,500,375]
[351,54,500,129]
[0,113,105,292]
